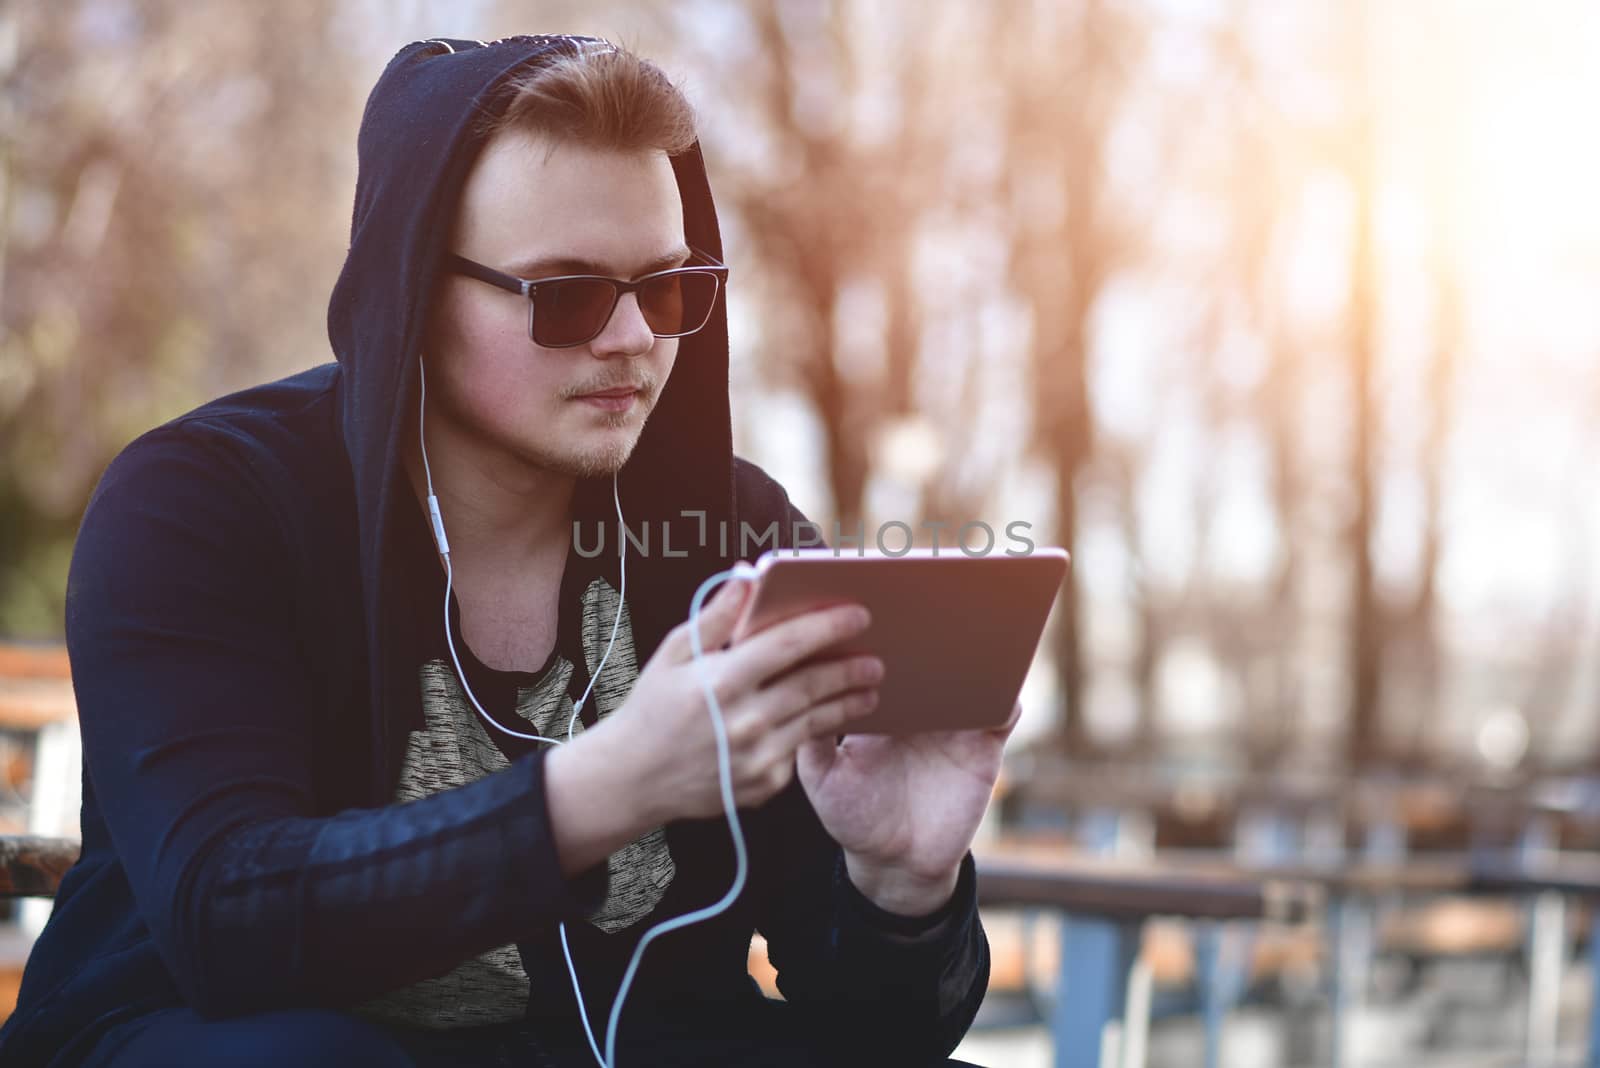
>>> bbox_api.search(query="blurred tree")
[1343,0,1383,771]
[1000,0,1141,756]
[1392,232,1457,768]
[689,0,947,535]
[711,0,1149,755]
[1216,3,1306,772]
[0,0,355,636]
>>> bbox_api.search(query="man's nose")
[590,292,654,358]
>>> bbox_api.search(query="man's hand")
[584,578,882,826]
[797,700,1023,916]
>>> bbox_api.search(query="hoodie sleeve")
[65,426,608,1018]
[732,459,990,1065]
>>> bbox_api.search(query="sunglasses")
[446,248,729,349]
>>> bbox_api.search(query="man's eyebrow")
[504,247,691,279]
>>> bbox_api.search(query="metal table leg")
[1328,893,1372,1068]
[1589,904,1600,1068]
[1526,889,1565,1067]
[1054,916,1141,1068]
[1195,922,1224,1068]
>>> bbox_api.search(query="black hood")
[326,35,737,795]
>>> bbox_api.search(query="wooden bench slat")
[0,645,71,682]
[975,854,1319,923]
[0,835,80,898]
[0,679,77,731]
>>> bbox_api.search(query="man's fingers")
[665,574,751,663]
[762,688,877,769]
[721,603,871,691]
[698,575,753,652]
[757,656,883,728]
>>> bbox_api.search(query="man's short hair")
[478,42,698,156]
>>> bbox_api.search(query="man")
[1,35,1014,1067]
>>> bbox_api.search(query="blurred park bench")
[0,642,80,1022]
[972,840,1318,1068]
[993,748,1600,1068]
[0,643,79,852]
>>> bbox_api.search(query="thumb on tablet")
[987,700,1024,740]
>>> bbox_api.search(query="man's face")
[426,130,687,479]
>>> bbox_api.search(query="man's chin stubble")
[539,408,647,478]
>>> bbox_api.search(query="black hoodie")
[0,36,988,1066]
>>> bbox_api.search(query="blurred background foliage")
[2,0,1598,782]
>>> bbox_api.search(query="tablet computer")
[729,547,1069,735]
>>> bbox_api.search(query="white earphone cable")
[418,358,748,1068]
[566,473,627,743]
[420,361,569,746]
[599,565,748,1067]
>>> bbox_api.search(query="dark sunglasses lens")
[638,273,719,336]
[532,279,617,346]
